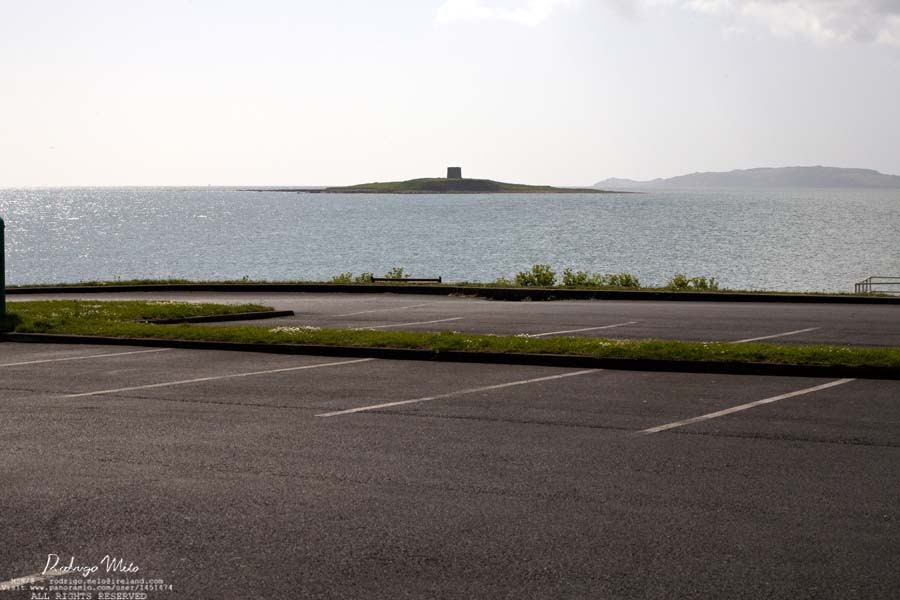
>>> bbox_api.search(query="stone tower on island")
[447,167,462,179]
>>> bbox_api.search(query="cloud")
[671,0,900,45]
[435,0,578,26]
[435,0,900,44]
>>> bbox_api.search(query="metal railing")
[854,276,900,295]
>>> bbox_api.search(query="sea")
[1,187,898,292]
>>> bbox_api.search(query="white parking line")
[0,348,172,368]
[530,321,638,337]
[316,369,599,417]
[64,358,374,398]
[362,317,463,330]
[335,303,434,317]
[731,327,820,344]
[637,378,855,435]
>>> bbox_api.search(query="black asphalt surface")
[1,341,899,598]
[10,291,900,346]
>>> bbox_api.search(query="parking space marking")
[731,327,820,344]
[335,303,434,317]
[362,317,463,330]
[0,348,172,368]
[530,321,638,337]
[64,358,375,398]
[316,369,600,417]
[637,378,854,435]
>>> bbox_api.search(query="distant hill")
[323,177,614,194]
[595,166,900,190]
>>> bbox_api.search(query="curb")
[142,310,295,325]
[6,283,900,304]
[2,332,897,381]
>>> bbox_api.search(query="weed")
[383,267,408,280]
[665,274,720,291]
[561,269,641,289]
[515,264,556,287]
[331,272,354,284]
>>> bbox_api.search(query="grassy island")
[321,177,615,194]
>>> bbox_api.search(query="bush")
[354,272,374,284]
[515,264,557,287]
[608,272,641,288]
[561,269,641,289]
[330,272,353,284]
[494,276,516,287]
[383,267,408,280]
[665,274,720,291]
[562,269,591,287]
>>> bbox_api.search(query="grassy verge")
[3,300,900,370]
[2,300,270,332]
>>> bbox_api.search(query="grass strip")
[3,300,269,330]
[3,300,900,370]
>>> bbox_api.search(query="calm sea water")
[1,187,898,292]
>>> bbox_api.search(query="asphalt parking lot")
[2,341,899,598]
[10,291,900,347]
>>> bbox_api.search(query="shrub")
[561,269,641,289]
[667,273,690,290]
[515,264,556,287]
[354,272,374,284]
[562,269,590,287]
[693,276,719,290]
[608,272,641,288]
[665,274,720,291]
[330,272,353,284]
[494,276,516,287]
[383,267,408,280]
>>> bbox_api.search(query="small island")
[247,168,618,194]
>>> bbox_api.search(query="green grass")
[5,300,269,332]
[3,300,899,370]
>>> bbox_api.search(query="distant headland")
[245,167,617,194]
[595,166,900,190]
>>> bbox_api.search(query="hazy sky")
[2,0,899,186]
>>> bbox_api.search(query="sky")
[1,0,899,186]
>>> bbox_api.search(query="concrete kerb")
[7,283,900,304]
[141,310,295,324]
[2,332,898,381]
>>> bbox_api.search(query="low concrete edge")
[2,332,897,381]
[142,310,295,324]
